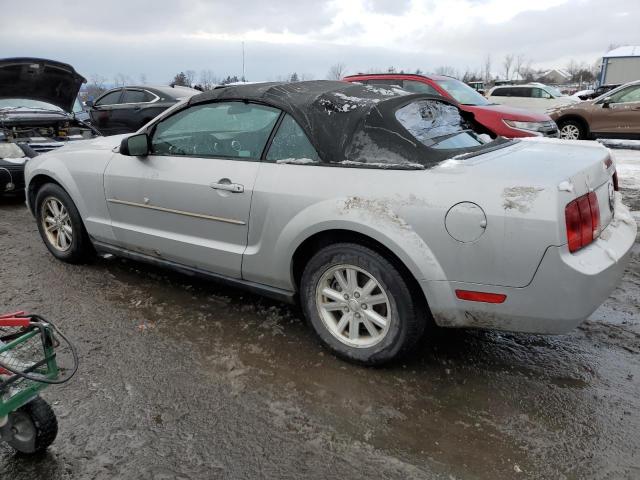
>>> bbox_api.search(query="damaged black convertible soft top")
[188,80,512,168]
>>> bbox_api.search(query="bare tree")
[86,74,107,100]
[326,63,347,80]
[483,54,492,82]
[113,73,131,87]
[185,70,196,87]
[503,54,514,81]
[139,73,147,85]
[513,54,530,81]
[434,65,458,78]
[199,70,218,90]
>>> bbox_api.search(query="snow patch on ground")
[598,139,640,150]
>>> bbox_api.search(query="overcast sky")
[1,0,638,84]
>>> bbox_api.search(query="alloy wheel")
[315,264,392,348]
[41,197,73,252]
[560,124,581,140]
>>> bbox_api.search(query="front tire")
[35,183,94,263]
[6,397,58,454]
[558,119,586,140]
[300,243,426,365]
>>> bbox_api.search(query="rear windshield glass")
[435,79,490,106]
[395,100,488,150]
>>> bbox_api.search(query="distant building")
[599,46,640,86]
[537,69,571,85]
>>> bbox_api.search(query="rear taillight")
[565,191,600,253]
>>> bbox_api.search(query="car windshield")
[73,98,84,113]
[544,85,565,97]
[435,79,490,106]
[395,99,489,150]
[0,98,63,112]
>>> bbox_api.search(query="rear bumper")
[425,201,637,334]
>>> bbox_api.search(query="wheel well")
[556,115,590,136]
[27,175,62,215]
[291,229,431,313]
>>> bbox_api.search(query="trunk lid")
[425,138,616,287]
[0,57,86,113]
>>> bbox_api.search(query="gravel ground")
[0,150,639,479]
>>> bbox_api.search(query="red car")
[343,73,559,138]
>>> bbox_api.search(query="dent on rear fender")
[335,195,445,279]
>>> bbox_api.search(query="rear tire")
[300,243,426,366]
[558,119,586,140]
[6,397,58,454]
[35,183,94,263]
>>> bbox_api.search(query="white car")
[24,81,636,365]
[487,83,581,114]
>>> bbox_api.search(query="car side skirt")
[92,241,297,304]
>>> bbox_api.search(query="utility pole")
[242,41,245,82]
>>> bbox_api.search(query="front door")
[590,84,640,136]
[103,101,281,278]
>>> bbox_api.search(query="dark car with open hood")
[0,57,99,195]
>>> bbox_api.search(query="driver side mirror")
[120,133,149,157]
[602,97,612,108]
[85,100,94,108]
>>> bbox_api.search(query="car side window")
[266,114,320,163]
[532,88,551,99]
[609,85,640,104]
[95,90,122,106]
[513,87,532,98]
[491,88,507,97]
[402,80,439,95]
[150,102,280,160]
[122,89,154,104]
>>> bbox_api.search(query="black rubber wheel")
[300,243,427,366]
[7,396,58,454]
[558,119,587,140]
[34,183,94,263]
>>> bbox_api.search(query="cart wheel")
[6,397,58,454]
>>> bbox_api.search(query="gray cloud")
[1,0,637,83]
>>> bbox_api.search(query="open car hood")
[0,57,86,112]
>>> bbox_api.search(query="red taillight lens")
[588,191,600,240]
[565,201,582,252]
[455,290,507,303]
[565,192,600,253]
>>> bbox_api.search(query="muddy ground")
[1,155,639,479]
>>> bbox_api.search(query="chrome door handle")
[210,180,244,193]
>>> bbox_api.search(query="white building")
[599,46,640,86]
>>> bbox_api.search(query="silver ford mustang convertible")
[25,81,637,365]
